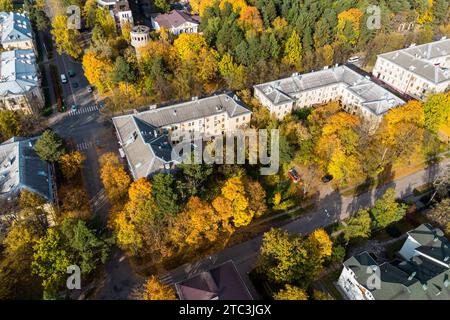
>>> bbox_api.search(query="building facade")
[0,49,44,114]
[373,38,450,100]
[337,224,450,300]
[130,25,151,58]
[254,65,405,127]
[151,10,200,35]
[112,92,252,180]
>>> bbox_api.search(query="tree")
[371,188,407,229]
[99,153,131,204]
[141,276,176,300]
[82,51,113,94]
[426,199,450,231]
[282,30,302,69]
[83,0,97,28]
[0,0,13,11]
[95,6,117,38]
[151,173,179,216]
[273,285,308,300]
[423,93,450,133]
[112,56,136,84]
[59,151,85,179]
[34,130,66,162]
[342,209,372,242]
[0,110,21,139]
[154,0,170,13]
[313,290,335,300]
[337,8,363,45]
[239,6,263,31]
[218,53,247,90]
[51,15,83,59]
[308,229,332,258]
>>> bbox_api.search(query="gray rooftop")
[343,224,450,300]
[0,136,53,201]
[112,92,251,179]
[0,12,32,44]
[0,49,39,96]
[408,223,450,267]
[254,65,405,116]
[378,38,450,84]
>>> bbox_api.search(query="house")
[373,37,450,100]
[337,224,450,300]
[113,0,134,28]
[0,12,34,52]
[175,260,253,300]
[151,9,200,35]
[0,136,55,202]
[254,64,405,127]
[112,92,252,180]
[0,49,44,114]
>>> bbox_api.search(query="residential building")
[337,224,450,300]
[113,0,134,28]
[0,12,34,52]
[254,64,405,126]
[373,37,450,99]
[151,9,200,35]
[0,136,55,202]
[112,92,252,180]
[175,260,253,300]
[0,49,44,114]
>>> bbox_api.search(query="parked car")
[87,86,93,93]
[288,168,301,184]
[60,74,67,84]
[347,56,360,63]
[71,104,78,112]
[322,174,334,183]
[68,69,75,77]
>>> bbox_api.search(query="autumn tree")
[370,188,407,229]
[34,130,66,162]
[282,30,302,70]
[218,53,247,90]
[423,93,450,133]
[426,198,450,231]
[273,284,308,300]
[99,153,131,204]
[0,0,13,11]
[239,6,263,31]
[151,173,179,216]
[0,110,21,139]
[82,51,113,94]
[51,15,83,59]
[341,208,372,242]
[337,8,363,45]
[59,151,85,179]
[141,276,176,300]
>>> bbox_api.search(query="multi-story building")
[0,49,44,114]
[151,9,200,35]
[254,65,405,126]
[112,92,252,180]
[113,0,133,28]
[373,37,450,99]
[0,136,55,202]
[0,12,34,52]
[337,224,450,300]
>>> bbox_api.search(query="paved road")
[159,158,450,299]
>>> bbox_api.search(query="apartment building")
[112,93,252,180]
[0,12,34,52]
[254,65,405,126]
[337,224,450,300]
[373,37,450,99]
[0,49,44,114]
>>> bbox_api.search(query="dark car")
[322,174,334,183]
[288,168,301,184]
[68,69,75,77]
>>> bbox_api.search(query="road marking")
[67,104,99,116]
[76,141,93,151]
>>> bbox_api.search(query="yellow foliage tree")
[82,51,113,94]
[239,6,263,31]
[59,151,85,179]
[141,276,177,300]
[99,153,131,204]
[51,15,83,59]
[308,228,333,258]
[337,8,363,45]
[274,284,308,300]
[219,176,254,227]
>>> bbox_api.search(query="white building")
[0,12,35,52]
[337,224,450,300]
[151,10,200,35]
[0,49,44,114]
[113,0,133,28]
[254,65,405,127]
[112,92,252,179]
[373,38,450,100]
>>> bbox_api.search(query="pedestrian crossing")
[68,104,99,116]
[89,188,108,213]
[159,273,174,285]
[76,141,93,151]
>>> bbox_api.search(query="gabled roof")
[0,12,32,44]
[378,38,450,84]
[254,65,405,116]
[0,136,53,201]
[154,10,200,29]
[0,49,39,96]
[175,260,253,300]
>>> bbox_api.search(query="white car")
[60,74,67,84]
[347,56,360,63]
